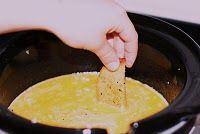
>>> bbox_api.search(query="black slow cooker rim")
[129,13,200,133]
[0,13,199,134]
[132,13,200,117]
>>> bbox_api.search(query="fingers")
[94,40,119,71]
[115,13,138,68]
[107,33,124,58]
[113,34,124,58]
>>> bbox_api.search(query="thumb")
[94,40,119,71]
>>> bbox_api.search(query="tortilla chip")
[96,59,127,108]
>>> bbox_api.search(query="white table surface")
[116,0,200,24]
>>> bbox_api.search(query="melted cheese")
[9,72,168,134]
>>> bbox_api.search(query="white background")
[116,0,200,24]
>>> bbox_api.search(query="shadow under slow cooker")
[0,30,186,107]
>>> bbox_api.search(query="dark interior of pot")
[0,29,186,108]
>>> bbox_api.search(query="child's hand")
[46,0,138,71]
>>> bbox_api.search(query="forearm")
[0,0,70,34]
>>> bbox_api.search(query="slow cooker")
[0,13,199,134]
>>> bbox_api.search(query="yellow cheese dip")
[9,72,168,134]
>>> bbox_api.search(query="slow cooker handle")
[180,76,200,127]
[131,77,200,134]
[130,110,197,134]
[161,76,200,133]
